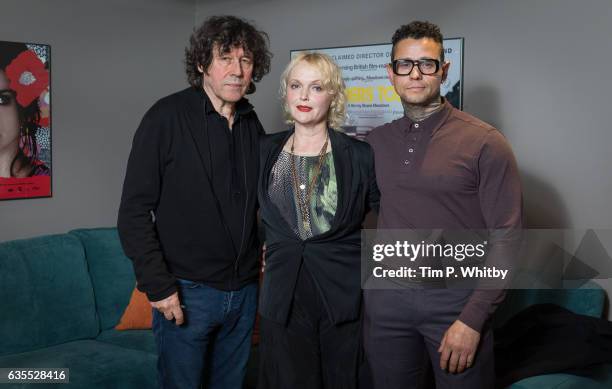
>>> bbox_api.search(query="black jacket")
[118,87,263,301]
[258,128,379,325]
[494,304,612,388]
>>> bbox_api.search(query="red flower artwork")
[5,50,49,107]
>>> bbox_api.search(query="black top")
[258,129,379,325]
[118,87,264,301]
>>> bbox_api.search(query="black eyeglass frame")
[390,58,441,76]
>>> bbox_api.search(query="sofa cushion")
[0,234,99,356]
[508,363,612,388]
[96,329,157,354]
[0,340,157,389]
[115,287,153,330]
[69,228,135,330]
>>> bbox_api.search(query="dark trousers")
[363,289,494,389]
[258,266,361,389]
[152,279,258,389]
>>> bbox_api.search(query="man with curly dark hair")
[118,15,271,389]
[364,21,522,388]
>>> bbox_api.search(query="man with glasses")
[364,21,522,388]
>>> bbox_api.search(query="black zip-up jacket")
[118,87,263,301]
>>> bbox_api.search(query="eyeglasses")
[0,90,16,106]
[391,59,441,76]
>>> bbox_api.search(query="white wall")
[196,0,612,229]
[0,0,196,241]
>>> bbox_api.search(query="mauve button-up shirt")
[366,99,523,332]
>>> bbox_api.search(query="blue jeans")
[152,279,258,389]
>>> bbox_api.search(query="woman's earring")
[20,127,35,157]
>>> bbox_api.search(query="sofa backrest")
[494,281,605,327]
[69,228,136,331]
[0,233,100,356]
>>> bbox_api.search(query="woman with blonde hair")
[257,52,379,389]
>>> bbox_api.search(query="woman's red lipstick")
[296,105,312,112]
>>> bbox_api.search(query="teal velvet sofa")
[0,228,157,388]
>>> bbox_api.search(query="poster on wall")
[0,40,51,200]
[291,38,463,139]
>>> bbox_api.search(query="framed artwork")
[0,40,51,200]
[291,38,463,139]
